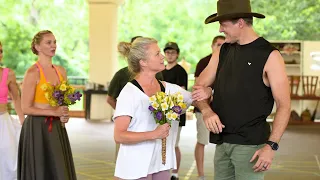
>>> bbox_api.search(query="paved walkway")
[65,118,320,180]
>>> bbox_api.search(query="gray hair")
[118,37,157,76]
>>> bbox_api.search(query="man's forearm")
[269,106,290,143]
[195,99,213,115]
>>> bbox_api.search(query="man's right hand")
[202,109,225,134]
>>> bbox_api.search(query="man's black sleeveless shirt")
[210,37,277,145]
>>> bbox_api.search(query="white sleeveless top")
[113,82,192,179]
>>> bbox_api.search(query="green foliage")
[0,0,319,76]
[251,0,320,40]
[118,0,320,73]
[118,0,221,73]
[0,0,89,77]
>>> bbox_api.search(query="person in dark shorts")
[161,42,188,180]
[192,0,291,179]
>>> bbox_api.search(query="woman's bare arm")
[114,116,169,144]
[7,69,24,123]
[21,66,60,116]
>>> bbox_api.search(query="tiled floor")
[66,118,320,180]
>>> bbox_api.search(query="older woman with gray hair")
[113,37,193,180]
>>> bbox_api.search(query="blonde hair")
[118,37,157,76]
[31,30,53,55]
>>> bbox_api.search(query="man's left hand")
[250,145,275,172]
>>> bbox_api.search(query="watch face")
[273,143,279,150]
[267,141,279,150]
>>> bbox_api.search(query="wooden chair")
[288,75,301,98]
[302,76,318,97]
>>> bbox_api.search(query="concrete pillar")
[87,0,124,120]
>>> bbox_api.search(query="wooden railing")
[289,75,320,100]
[69,85,86,118]
[287,75,320,124]
[8,77,88,118]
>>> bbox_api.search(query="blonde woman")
[18,30,76,180]
[113,37,193,180]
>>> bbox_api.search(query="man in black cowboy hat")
[192,0,290,179]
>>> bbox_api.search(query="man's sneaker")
[171,176,179,180]
[198,176,206,180]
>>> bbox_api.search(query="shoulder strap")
[130,79,144,93]
[53,65,64,82]
[35,62,47,82]
[130,79,166,93]
[158,80,165,92]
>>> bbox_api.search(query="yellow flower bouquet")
[41,81,82,131]
[148,91,187,165]
[41,81,82,107]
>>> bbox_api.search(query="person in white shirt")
[113,37,193,180]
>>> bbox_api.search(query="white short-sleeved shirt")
[113,81,192,179]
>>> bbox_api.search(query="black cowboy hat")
[205,0,265,24]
